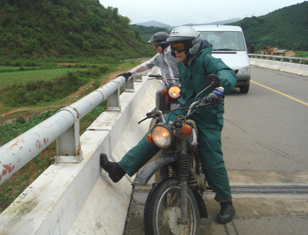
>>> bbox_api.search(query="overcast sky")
[99,0,304,26]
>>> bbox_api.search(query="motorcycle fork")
[179,137,189,225]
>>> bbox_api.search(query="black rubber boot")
[216,201,235,224]
[100,153,126,183]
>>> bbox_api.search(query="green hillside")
[229,1,308,50]
[130,24,169,42]
[0,0,154,64]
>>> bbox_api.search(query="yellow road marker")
[251,80,308,107]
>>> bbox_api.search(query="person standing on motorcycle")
[118,31,178,80]
[117,32,179,112]
[100,26,237,224]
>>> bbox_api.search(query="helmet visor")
[170,42,185,53]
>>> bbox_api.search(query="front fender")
[132,156,178,186]
[193,190,208,218]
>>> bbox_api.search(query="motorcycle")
[132,74,222,235]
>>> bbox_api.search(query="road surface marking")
[251,80,308,107]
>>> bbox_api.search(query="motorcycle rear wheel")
[144,178,200,235]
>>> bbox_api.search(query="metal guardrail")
[248,53,308,64]
[0,74,141,185]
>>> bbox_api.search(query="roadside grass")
[0,66,34,72]
[0,58,144,120]
[0,80,99,124]
[0,59,143,88]
[295,51,308,58]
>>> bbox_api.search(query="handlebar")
[138,108,165,124]
[139,74,222,124]
[186,97,219,118]
[138,96,223,124]
[148,74,179,81]
[148,74,170,87]
[149,74,162,78]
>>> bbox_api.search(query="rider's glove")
[117,72,132,82]
[207,87,225,102]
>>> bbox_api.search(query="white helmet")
[167,26,201,56]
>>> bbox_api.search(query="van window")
[199,31,246,51]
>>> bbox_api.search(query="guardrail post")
[124,77,135,92]
[55,107,83,163]
[107,86,121,111]
[135,75,143,82]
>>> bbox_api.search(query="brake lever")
[138,116,149,124]
[138,108,158,124]
[146,110,155,117]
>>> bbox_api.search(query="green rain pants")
[118,108,232,202]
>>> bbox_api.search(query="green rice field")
[0,67,88,87]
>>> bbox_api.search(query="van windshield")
[199,31,246,51]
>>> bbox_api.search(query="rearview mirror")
[206,74,220,88]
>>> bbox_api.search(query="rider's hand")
[117,72,132,82]
[207,87,224,102]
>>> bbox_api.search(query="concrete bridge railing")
[248,54,308,76]
[0,67,161,235]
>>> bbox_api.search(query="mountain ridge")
[135,18,242,30]
[134,2,308,51]
[133,20,176,30]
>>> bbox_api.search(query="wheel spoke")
[144,178,199,235]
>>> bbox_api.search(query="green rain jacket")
[176,41,237,128]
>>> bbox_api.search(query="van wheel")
[240,84,249,93]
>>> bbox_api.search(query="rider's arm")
[163,47,179,78]
[203,54,237,94]
[130,54,160,76]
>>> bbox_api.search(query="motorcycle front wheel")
[144,178,200,235]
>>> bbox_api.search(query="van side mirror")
[249,44,255,53]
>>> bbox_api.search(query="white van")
[193,25,251,93]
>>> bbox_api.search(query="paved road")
[124,67,308,235]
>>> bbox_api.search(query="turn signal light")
[181,124,192,135]
[162,88,168,94]
[146,133,153,143]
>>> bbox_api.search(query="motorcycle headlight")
[168,85,181,99]
[151,124,173,149]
